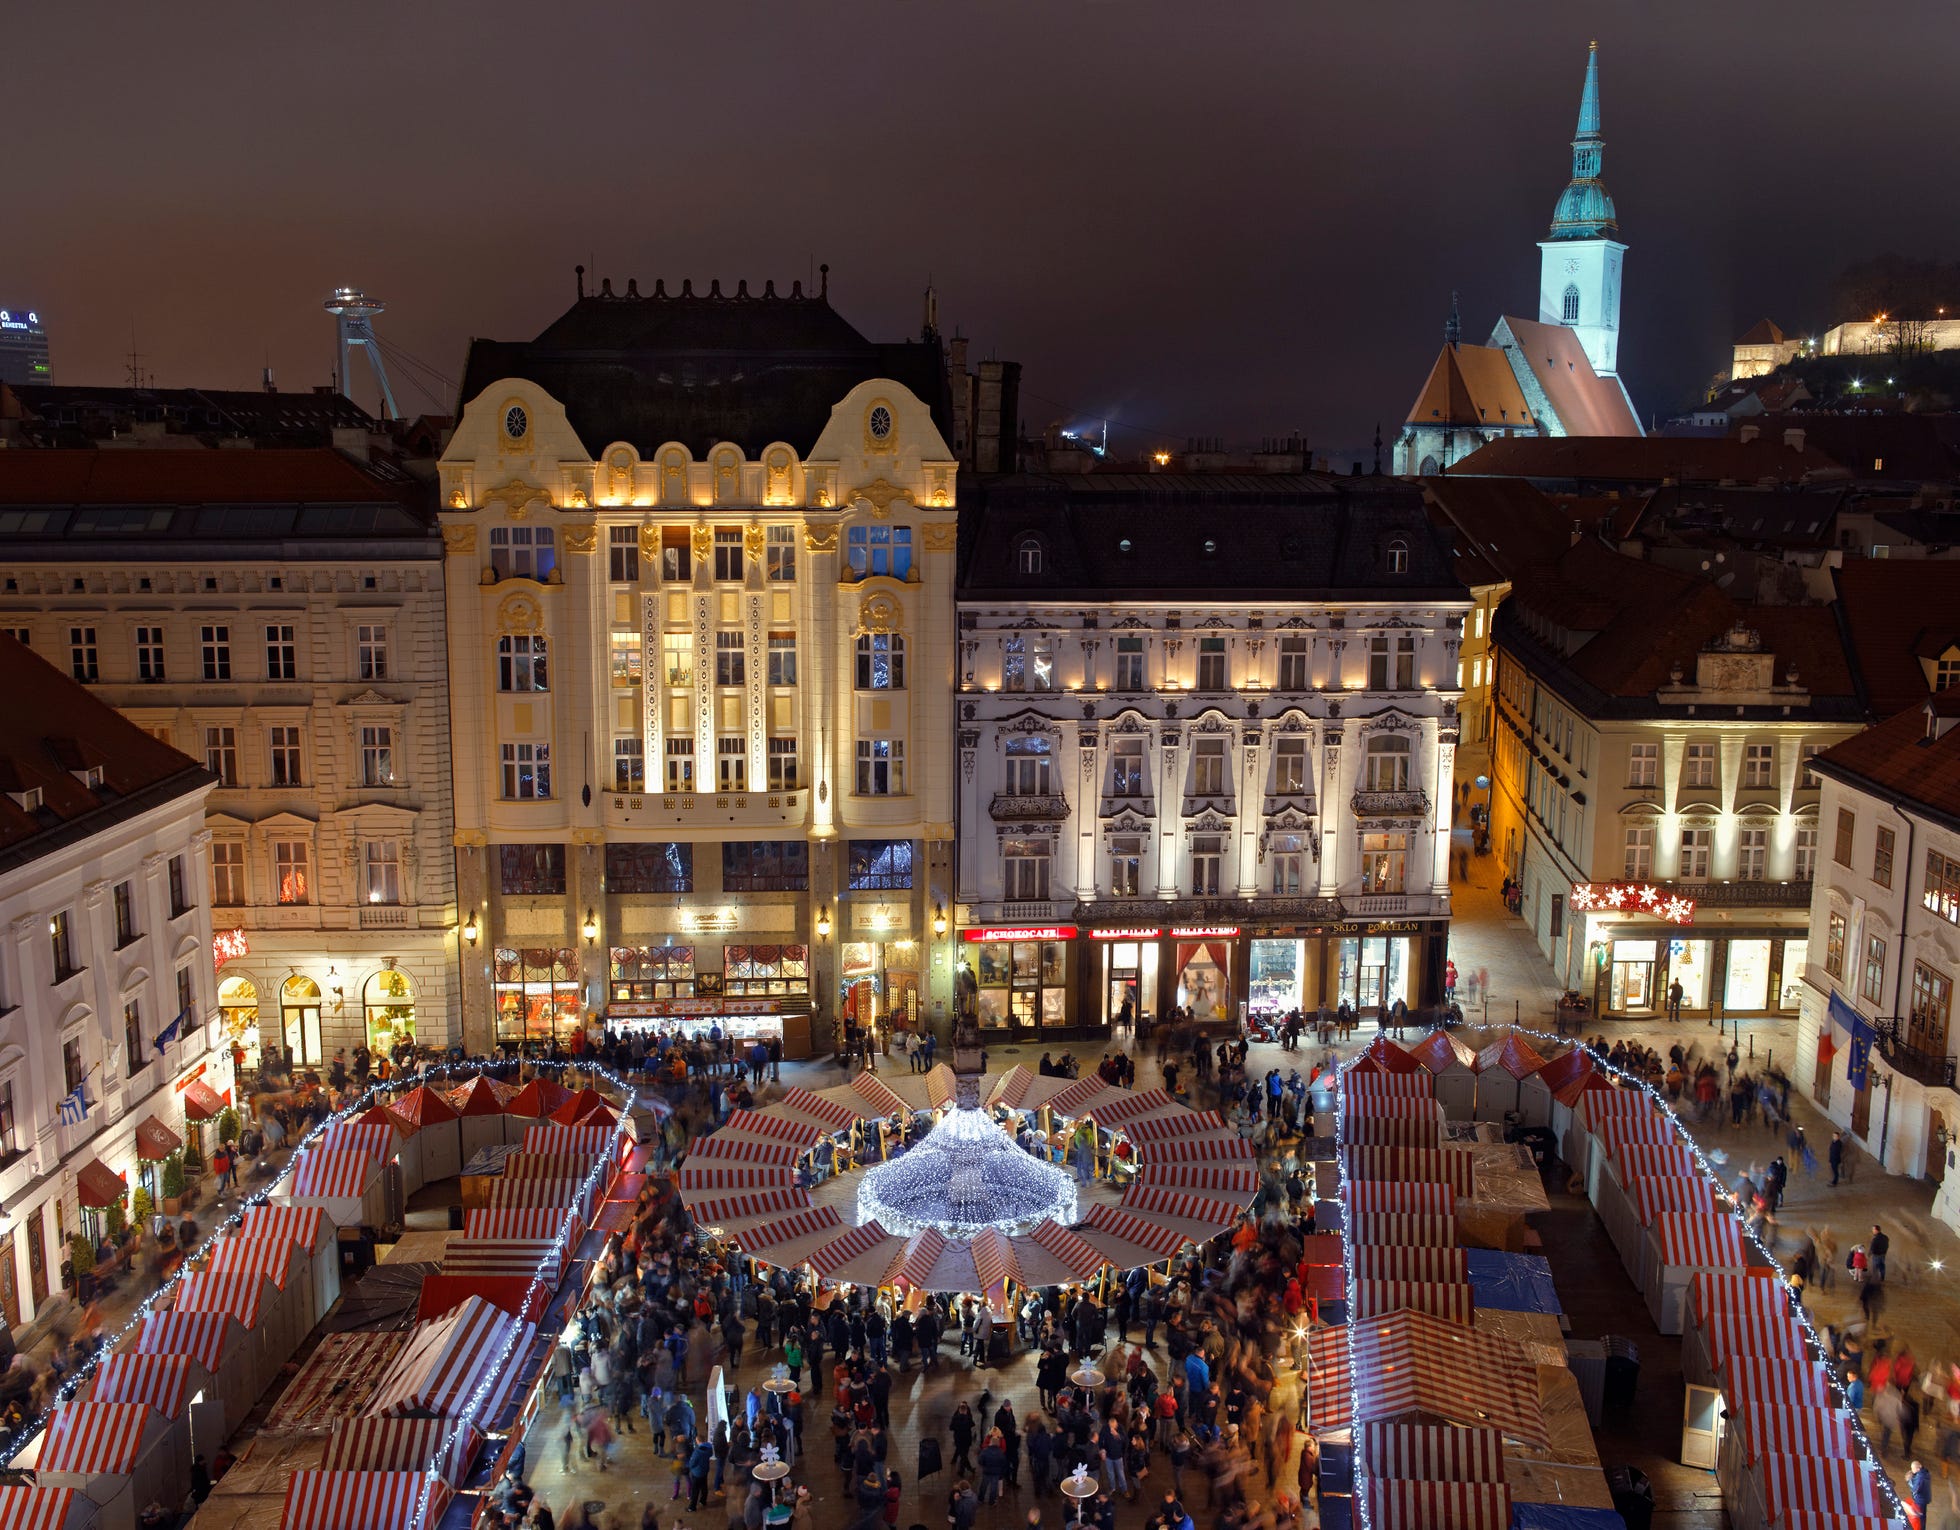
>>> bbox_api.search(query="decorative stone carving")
[487,479,545,518]
[850,478,915,518]
[922,522,957,551]
[496,591,545,635]
[561,523,598,554]
[442,524,477,554]
[744,522,766,560]
[691,523,714,561]
[804,526,839,554]
[858,592,902,635]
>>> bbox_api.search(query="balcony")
[1351,894,1410,917]
[1351,789,1432,817]
[1875,1018,1956,1089]
[989,793,1070,822]
[1099,796,1156,818]
[1001,901,1068,922]
[1180,794,1236,818]
[359,905,411,929]
[1661,879,1813,909]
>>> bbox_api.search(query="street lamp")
[816,905,832,940]
[582,909,598,945]
[462,910,479,947]
[933,903,948,938]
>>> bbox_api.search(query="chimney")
[1784,427,1806,452]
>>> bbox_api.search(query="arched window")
[1385,539,1409,574]
[363,969,416,1056]
[1418,456,1440,477]
[1016,536,1045,575]
[1561,284,1581,325]
[856,632,905,690]
[220,975,260,1072]
[280,975,322,1066]
[1364,734,1412,792]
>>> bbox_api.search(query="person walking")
[1668,979,1684,1024]
[1872,1225,1892,1284]
[1830,1132,1845,1186]
[1908,1460,1931,1530]
[950,1401,977,1476]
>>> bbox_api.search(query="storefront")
[604,996,811,1056]
[1590,924,1807,1020]
[493,946,584,1047]
[959,924,1077,1034]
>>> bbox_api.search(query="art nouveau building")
[438,375,958,1057]
[0,451,458,1069]
[0,636,222,1334]
[953,473,1469,1035]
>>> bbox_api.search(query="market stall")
[21,1402,186,1530]
[237,1206,342,1330]
[172,1268,284,1401]
[279,1472,452,1530]
[368,1293,532,1420]
[1405,1030,1479,1119]
[130,1310,252,1449]
[445,1076,517,1159]
[320,1417,482,1488]
[275,1145,390,1231]
[1473,1033,1551,1126]
[1643,1212,1751,1333]
[0,1487,98,1530]
[388,1084,464,1182]
[204,1238,309,1367]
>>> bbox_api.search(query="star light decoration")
[1568,880,1696,924]
[855,1104,1079,1238]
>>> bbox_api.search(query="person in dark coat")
[950,1401,977,1475]
[995,1400,1021,1485]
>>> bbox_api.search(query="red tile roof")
[1813,690,1960,824]
[1491,317,1641,437]
[1832,560,1960,717]
[1451,432,1845,486]
[1405,344,1534,429]
[0,447,408,505]
[0,636,210,863]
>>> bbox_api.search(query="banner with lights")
[1569,882,1696,924]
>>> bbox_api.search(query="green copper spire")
[1549,42,1616,240]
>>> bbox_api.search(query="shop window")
[281,975,322,1065]
[1248,938,1303,1015]
[1191,738,1226,797]
[1779,938,1809,1010]
[1795,826,1818,881]
[610,945,695,1001]
[1834,807,1856,867]
[274,840,311,904]
[1910,961,1953,1053]
[492,947,581,1046]
[611,633,643,688]
[1678,827,1711,882]
[661,527,691,582]
[1110,738,1146,797]
[1109,836,1143,896]
[605,842,692,893]
[1270,834,1305,895]
[1743,742,1774,787]
[663,634,693,688]
[848,840,913,890]
[608,525,639,583]
[1361,831,1407,893]
[665,738,695,792]
[1609,940,1658,1012]
[1874,826,1895,889]
[499,843,567,896]
[1364,735,1411,791]
[716,632,745,686]
[1862,935,1887,1005]
[1624,826,1654,880]
[1115,635,1145,691]
[725,944,811,997]
[364,969,415,1054]
[1191,835,1225,895]
[847,524,911,580]
[856,738,904,796]
[498,634,549,692]
[490,525,556,581]
[1004,737,1052,795]
[1175,938,1230,1023]
[767,525,796,582]
[856,633,905,690]
[613,737,644,791]
[1277,635,1309,690]
[1004,838,1052,901]
[1725,938,1772,1012]
[768,737,799,791]
[1824,910,1846,978]
[717,736,748,792]
[364,840,401,904]
[1738,827,1767,881]
[969,938,1067,1029]
[1927,849,1960,926]
[1274,736,1308,795]
[501,742,552,799]
[1196,637,1227,691]
[211,842,246,906]
[722,841,809,892]
[714,528,744,582]
[1683,742,1716,789]
[220,975,260,1074]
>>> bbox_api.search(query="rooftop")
[1489,317,1641,436]
[1449,430,1845,488]
[1812,689,1960,830]
[1832,559,1960,718]
[1405,343,1534,430]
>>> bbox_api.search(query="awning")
[0,1486,87,1530]
[134,1311,237,1372]
[134,1114,181,1161]
[1359,1421,1505,1481]
[1352,1309,1547,1446]
[76,1157,126,1208]
[1351,1279,1475,1323]
[1651,1211,1747,1269]
[37,1401,152,1474]
[369,1294,528,1418]
[90,1353,193,1417]
[282,1471,453,1530]
[323,1417,483,1488]
[181,1078,225,1121]
[1753,1454,1882,1520]
[1624,1176,1720,1222]
[1363,1479,1511,1530]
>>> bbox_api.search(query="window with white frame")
[1361,831,1407,893]
[274,839,311,904]
[1196,637,1227,691]
[614,736,644,791]
[361,725,394,787]
[1031,638,1055,692]
[136,626,165,682]
[1110,738,1145,797]
[1270,834,1306,894]
[265,623,297,680]
[1624,825,1654,879]
[1002,636,1026,692]
[608,525,640,583]
[201,624,231,681]
[269,725,303,787]
[856,633,905,690]
[1937,649,1960,690]
[357,623,389,681]
[211,842,246,906]
[1385,539,1409,575]
[766,525,796,582]
[846,525,911,579]
[714,528,744,582]
[1743,742,1774,788]
[1109,836,1143,896]
[768,736,798,791]
[1277,635,1309,690]
[1192,737,1226,796]
[1683,742,1716,789]
[1274,735,1309,795]
[501,742,551,799]
[204,726,237,786]
[1115,635,1145,691]
[1364,734,1412,792]
[1795,825,1818,880]
[1862,934,1887,1005]
[498,634,548,691]
[715,631,745,687]
[1739,826,1768,880]
[1016,537,1044,576]
[768,634,797,686]
[1679,826,1711,881]
[364,840,401,904]
[1004,737,1052,795]
[1798,743,1821,789]
[70,626,98,682]
[717,736,747,792]
[489,525,556,581]
[1191,835,1225,895]
[1628,741,1659,787]
[856,738,903,795]
[662,634,692,688]
[1003,838,1051,900]
[665,738,695,792]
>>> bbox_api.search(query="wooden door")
[1681,1383,1720,1469]
[25,1205,46,1307]
[0,1233,18,1330]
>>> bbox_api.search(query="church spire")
[1444,290,1461,347]
[1548,41,1616,239]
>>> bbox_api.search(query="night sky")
[15,2,1960,455]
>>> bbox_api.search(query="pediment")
[342,689,400,708]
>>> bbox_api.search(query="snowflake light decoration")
[855,1104,1079,1237]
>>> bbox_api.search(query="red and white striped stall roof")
[208,1237,299,1288]
[733,1205,844,1256]
[1612,1142,1699,1179]
[1352,1310,1546,1447]
[37,1402,151,1474]
[1405,1030,1480,1076]
[369,1294,525,1419]
[1578,1088,1662,1122]
[502,1151,600,1181]
[1137,1164,1258,1194]
[923,1064,960,1110]
[290,1147,381,1198]
[1299,1233,1345,1267]
[1342,1145,1476,1194]
[1121,1184,1245,1230]
[1589,1115,1678,1150]
[969,1227,1016,1292]
[1350,1279,1475,1324]
[806,1221,903,1281]
[685,1134,804,1167]
[678,1165,801,1191]
[90,1353,192,1416]
[779,1087,859,1133]
[988,1066,1035,1110]
[1343,1180,1456,1216]
[1624,1175,1720,1223]
[320,1121,396,1159]
[1042,1076,1114,1119]
[0,1487,86,1530]
[1691,1270,1785,1321]
[1358,1421,1505,1481]
[1773,1515,1896,1530]
[1721,1356,1834,1408]
[684,1188,812,1228]
[174,1269,267,1328]
[282,1471,453,1530]
[240,1205,326,1246]
[1079,1202,1193,1258]
[486,1176,586,1209]
[463,1207,579,1242]
[1306,1326,1350,1430]
[443,1238,564,1281]
[1302,1265,1345,1304]
[1140,1133,1254,1162]
[134,1311,233,1371]
[1651,1212,1747,1269]
[1754,1454,1883,1519]
[849,1074,911,1118]
[721,1110,826,1151]
[522,1122,616,1160]
[1699,1305,1808,1368]
[1353,1245,1468,1283]
[893,1229,949,1287]
[1023,1219,1108,1278]
[1122,1111,1232,1143]
[1340,1116,1444,1149]
[322,1416,482,1485]
[1344,1072,1436,1100]
[1092,1088,1176,1128]
[1726,1406,1858,1465]
[1346,1211,1458,1246]
[1362,1479,1512,1530]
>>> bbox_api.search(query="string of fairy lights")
[0,1058,633,1530]
[1328,1028,1905,1526]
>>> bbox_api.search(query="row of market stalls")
[8,1070,637,1530]
[674,1062,1258,1309]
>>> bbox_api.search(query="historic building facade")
[0,451,458,1069]
[0,636,223,1335]
[953,474,1469,1036]
[438,376,958,1057]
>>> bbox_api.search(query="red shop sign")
[1170,926,1240,939]
[1090,927,1162,940]
[961,926,1078,943]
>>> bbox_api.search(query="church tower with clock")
[1537,43,1625,378]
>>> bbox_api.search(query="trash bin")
[1605,1465,1654,1530]
[447,1203,465,1231]
[988,1328,1012,1366]
[1602,1334,1641,1411]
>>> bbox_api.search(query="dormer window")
[1386,539,1409,575]
[73,766,102,791]
[7,787,41,812]
[1016,536,1044,576]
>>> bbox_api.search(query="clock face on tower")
[1564,257,1581,275]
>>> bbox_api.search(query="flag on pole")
[57,1082,90,1126]
[153,1005,189,1055]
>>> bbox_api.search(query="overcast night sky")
[13,1,1960,453]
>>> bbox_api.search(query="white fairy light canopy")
[856,1105,1078,1237]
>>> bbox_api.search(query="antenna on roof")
[819,263,830,299]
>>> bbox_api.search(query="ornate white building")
[953,473,1470,1035]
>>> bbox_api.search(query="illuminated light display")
[856,1105,1078,1237]
[212,928,250,971]
[1568,881,1696,924]
[961,926,1078,943]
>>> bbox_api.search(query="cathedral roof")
[1405,343,1535,430]
[1490,317,1641,437]
[1735,318,1787,346]
[1548,44,1617,241]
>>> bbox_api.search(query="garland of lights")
[854,1106,1079,1238]
[0,1058,633,1530]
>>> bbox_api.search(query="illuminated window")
[613,737,644,791]
[498,635,548,692]
[857,633,905,690]
[846,525,912,580]
[364,840,401,905]
[274,840,311,905]
[500,742,551,799]
[489,526,556,581]
[1361,832,1407,893]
